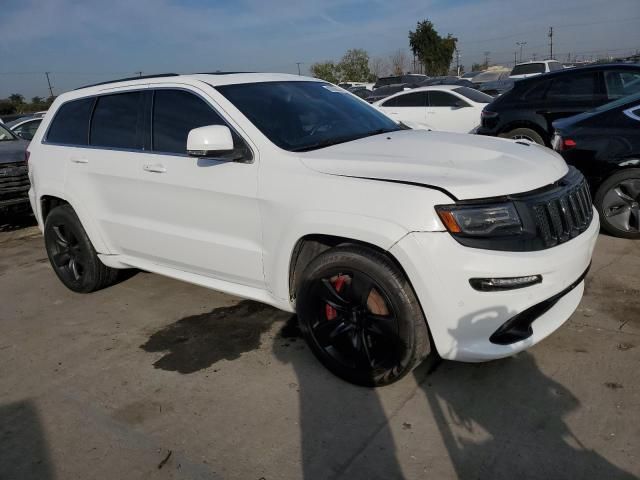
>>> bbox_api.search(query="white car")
[28,73,598,386]
[5,116,43,140]
[374,85,494,133]
[510,60,564,79]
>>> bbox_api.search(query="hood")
[299,130,568,200]
[0,138,28,165]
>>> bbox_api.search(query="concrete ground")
[1,213,638,480]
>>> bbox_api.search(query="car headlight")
[435,203,522,236]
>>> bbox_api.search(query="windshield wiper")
[291,128,399,152]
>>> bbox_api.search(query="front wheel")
[296,245,431,387]
[594,169,640,239]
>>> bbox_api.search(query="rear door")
[378,92,428,126]
[540,71,599,130]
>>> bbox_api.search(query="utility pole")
[455,49,461,76]
[295,62,303,76]
[548,26,554,59]
[134,71,143,77]
[483,51,490,68]
[532,52,537,61]
[516,42,527,63]
[514,51,518,66]
[44,72,54,98]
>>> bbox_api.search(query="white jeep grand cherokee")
[27,73,598,386]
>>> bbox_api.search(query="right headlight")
[435,202,522,236]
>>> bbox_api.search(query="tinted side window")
[47,98,94,145]
[15,120,42,140]
[390,92,427,107]
[523,80,551,101]
[90,92,143,149]
[548,62,563,71]
[153,90,226,154]
[429,91,460,107]
[605,70,640,99]
[546,72,597,103]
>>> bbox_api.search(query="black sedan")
[552,92,640,238]
[477,64,640,145]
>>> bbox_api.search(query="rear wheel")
[594,169,640,239]
[44,205,119,292]
[296,245,431,387]
[499,127,546,145]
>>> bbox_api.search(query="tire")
[594,169,640,239]
[44,204,119,292]
[296,245,431,387]
[499,127,546,145]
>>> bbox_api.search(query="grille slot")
[533,177,593,248]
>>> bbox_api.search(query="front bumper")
[390,208,599,362]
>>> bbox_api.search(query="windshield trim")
[0,123,18,141]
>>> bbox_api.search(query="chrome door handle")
[143,164,166,173]
[70,158,88,164]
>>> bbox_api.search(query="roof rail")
[75,73,180,90]
[193,71,255,75]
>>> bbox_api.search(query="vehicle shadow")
[413,307,636,480]
[0,400,54,479]
[0,210,37,232]
[273,315,405,480]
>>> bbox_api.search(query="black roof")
[514,63,640,87]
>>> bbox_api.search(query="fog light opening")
[469,275,542,292]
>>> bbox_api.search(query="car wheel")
[594,169,640,239]
[500,128,546,145]
[44,204,119,292]
[296,245,431,387]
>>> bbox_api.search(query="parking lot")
[0,213,637,480]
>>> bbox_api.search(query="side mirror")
[187,125,234,156]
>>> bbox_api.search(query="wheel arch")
[499,120,549,144]
[38,193,110,254]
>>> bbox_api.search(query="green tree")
[471,63,484,72]
[31,96,43,104]
[0,99,17,115]
[9,93,24,105]
[409,20,458,76]
[338,48,371,82]
[310,61,340,84]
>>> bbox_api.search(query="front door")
[68,86,264,288]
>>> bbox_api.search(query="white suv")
[27,73,598,386]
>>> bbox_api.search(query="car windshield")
[216,81,401,152]
[453,87,494,103]
[511,63,546,75]
[0,123,17,141]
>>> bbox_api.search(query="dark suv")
[477,64,640,145]
[0,123,29,213]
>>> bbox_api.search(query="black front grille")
[532,175,593,248]
[446,166,594,252]
[0,162,30,204]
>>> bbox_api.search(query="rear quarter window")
[46,98,94,145]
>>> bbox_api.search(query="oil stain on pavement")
[141,300,283,373]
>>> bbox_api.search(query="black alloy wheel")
[44,205,119,292]
[595,169,640,239]
[296,246,431,387]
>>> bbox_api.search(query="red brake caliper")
[325,275,347,320]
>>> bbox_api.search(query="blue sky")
[1,0,639,98]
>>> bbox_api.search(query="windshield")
[453,87,494,103]
[217,81,401,152]
[0,123,17,141]
[511,63,546,76]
